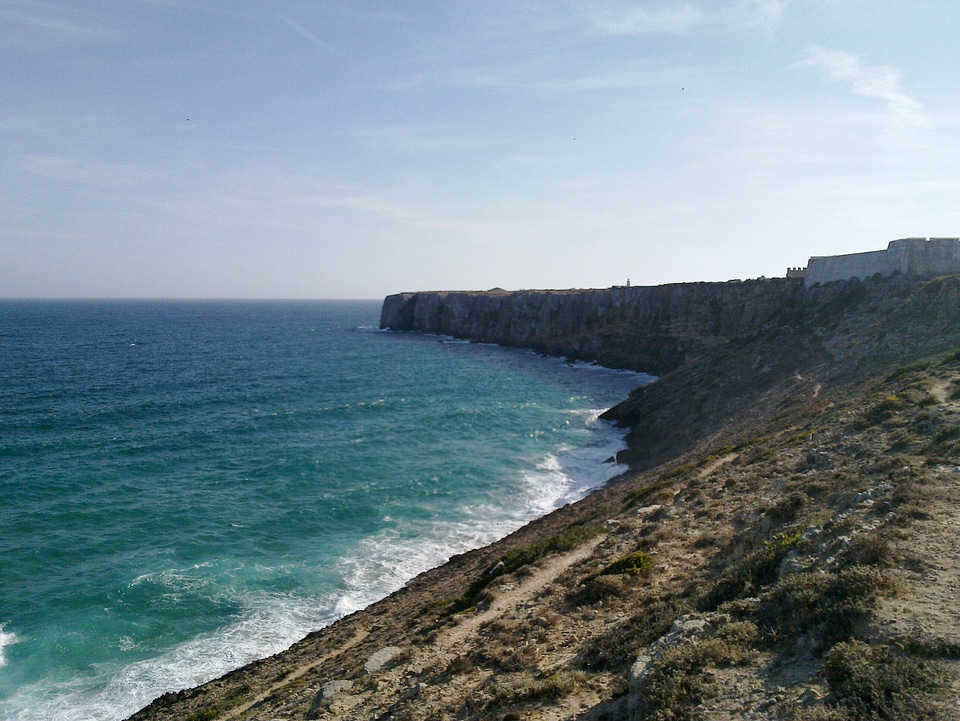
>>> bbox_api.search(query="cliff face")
[380,279,805,375]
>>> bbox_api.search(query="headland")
[130,260,960,720]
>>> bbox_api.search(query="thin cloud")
[799,46,927,125]
[21,155,141,186]
[280,16,331,50]
[592,5,704,35]
[2,1,115,41]
[588,0,789,36]
[746,0,789,29]
[350,125,491,154]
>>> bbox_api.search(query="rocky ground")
[129,275,960,721]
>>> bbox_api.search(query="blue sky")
[3,1,959,298]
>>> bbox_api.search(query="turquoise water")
[0,300,650,720]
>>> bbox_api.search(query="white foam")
[519,435,627,516]
[0,592,336,721]
[0,623,18,668]
[331,405,631,623]
[568,361,657,384]
[332,516,515,618]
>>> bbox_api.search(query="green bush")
[884,362,930,383]
[577,594,688,671]
[623,479,676,510]
[859,396,905,427]
[185,708,224,721]
[699,530,803,611]
[600,550,654,576]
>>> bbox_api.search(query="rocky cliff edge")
[380,279,805,375]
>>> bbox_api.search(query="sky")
[2,1,959,299]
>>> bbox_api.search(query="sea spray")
[0,626,17,669]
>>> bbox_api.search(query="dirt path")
[431,535,606,659]
[221,630,369,720]
[697,452,738,479]
[878,465,960,651]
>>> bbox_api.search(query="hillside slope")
[130,275,960,721]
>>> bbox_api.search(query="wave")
[0,590,335,721]
[522,410,629,513]
[334,409,629,617]
[0,624,18,668]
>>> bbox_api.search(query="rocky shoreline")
[129,274,960,721]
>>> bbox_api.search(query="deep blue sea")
[0,300,651,720]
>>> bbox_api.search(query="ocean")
[0,300,651,721]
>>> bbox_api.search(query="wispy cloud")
[799,46,927,125]
[588,0,789,36]
[279,15,331,50]
[591,4,705,35]
[746,0,789,30]
[350,125,491,154]
[21,155,141,186]
[1,1,114,41]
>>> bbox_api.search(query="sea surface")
[0,300,652,721]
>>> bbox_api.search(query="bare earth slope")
[129,275,960,721]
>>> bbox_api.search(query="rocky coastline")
[130,274,960,721]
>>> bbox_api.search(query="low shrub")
[821,640,949,720]
[570,574,628,605]
[767,492,807,523]
[885,362,931,384]
[754,567,893,649]
[484,671,581,709]
[699,530,803,611]
[858,396,905,428]
[835,531,892,568]
[185,708,224,721]
[577,594,688,671]
[624,479,675,510]
[633,622,758,720]
[599,550,654,576]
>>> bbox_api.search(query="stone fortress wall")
[804,237,960,287]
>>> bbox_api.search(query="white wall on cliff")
[805,237,960,286]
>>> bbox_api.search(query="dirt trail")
[221,630,369,720]
[878,466,960,650]
[696,452,738,479]
[431,535,606,659]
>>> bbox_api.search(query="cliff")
[130,274,960,721]
[380,279,805,375]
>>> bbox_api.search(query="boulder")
[364,646,403,674]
